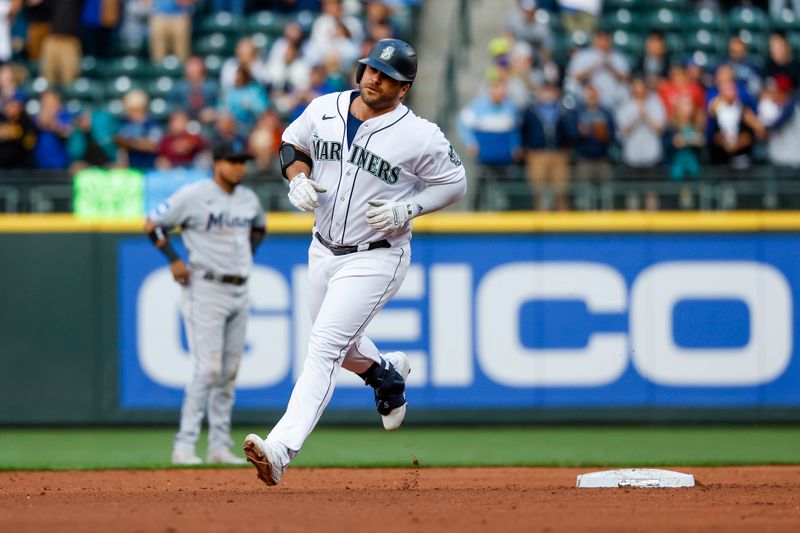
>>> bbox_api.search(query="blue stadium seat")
[198,12,245,36]
[105,76,146,99]
[108,56,153,79]
[61,78,105,104]
[151,56,184,79]
[602,9,636,31]
[193,33,235,56]
[647,8,682,32]
[685,29,727,55]
[247,11,292,37]
[147,76,176,99]
[687,7,726,32]
[728,6,769,32]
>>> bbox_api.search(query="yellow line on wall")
[1,212,800,233]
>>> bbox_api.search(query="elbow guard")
[279,142,313,179]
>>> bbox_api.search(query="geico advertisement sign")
[136,260,792,390]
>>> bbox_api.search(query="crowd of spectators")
[457,0,800,210]
[0,0,416,180]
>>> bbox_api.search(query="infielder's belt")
[202,271,248,286]
[315,232,391,256]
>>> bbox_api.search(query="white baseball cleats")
[381,351,411,431]
[207,448,247,465]
[171,448,203,466]
[243,434,287,486]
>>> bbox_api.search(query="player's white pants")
[268,237,411,456]
[174,275,249,454]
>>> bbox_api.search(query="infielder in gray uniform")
[146,141,266,465]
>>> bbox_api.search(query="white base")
[576,468,695,488]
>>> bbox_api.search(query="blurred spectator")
[219,67,269,135]
[268,22,308,66]
[114,90,163,170]
[706,64,757,112]
[119,0,149,52]
[765,32,800,91]
[289,63,335,119]
[565,28,630,109]
[0,64,23,108]
[247,108,283,178]
[309,0,364,62]
[68,108,117,170]
[266,39,312,112]
[758,76,800,168]
[636,31,670,89]
[616,78,666,170]
[567,84,615,183]
[81,0,121,59]
[668,97,705,181]
[707,79,758,169]
[211,112,246,147]
[221,37,268,92]
[212,0,244,15]
[0,0,19,64]
[770,0,800,17]
[156,109,207,169]
[365,1,398,41]
[521,83,571,210]
[24,0,52,61]
[457,76,521,209]
[505,0,554,54]
[726,36,762,100]
[33,90,72,169]
[505,41,560,108]
[321,52,349,92]
[40,0,82,85]
[149,0,198,62]
[557,0,601,36]
[172,56,219,124]
[658,64,706,125]
[0,94,36,168]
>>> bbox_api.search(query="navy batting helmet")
[356,39,417,85]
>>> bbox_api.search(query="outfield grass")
[1,426,798,470]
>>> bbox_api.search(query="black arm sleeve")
[148,226,181,263]
[250,226,266,255]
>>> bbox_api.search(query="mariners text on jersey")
[313,136,401,184]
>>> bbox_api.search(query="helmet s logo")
[380,46,396,61]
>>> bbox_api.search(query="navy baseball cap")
[213,140,253,162]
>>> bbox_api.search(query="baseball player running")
[146,141,266,465]
[243,39,467,486]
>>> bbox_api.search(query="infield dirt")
[1,466,798,532]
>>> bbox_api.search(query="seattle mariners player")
[145,141,266,465]
[243,38,467,486]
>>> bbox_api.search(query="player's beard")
[359,82,403,111]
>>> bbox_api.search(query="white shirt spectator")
[566,46,630,109]
[616,87,667,167]
[220,57,268,92]
[309,10,364,55]
[0,0,13,62]
[266,46,312,94]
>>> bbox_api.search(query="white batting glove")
[366,199,420,232]
[288,173,327,212]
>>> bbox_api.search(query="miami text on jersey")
[205,212,256,230]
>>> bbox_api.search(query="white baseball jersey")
[282,90,466,246]
[149,179,265,278]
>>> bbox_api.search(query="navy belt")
[315,232,391,256]
[203,271,248,286]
